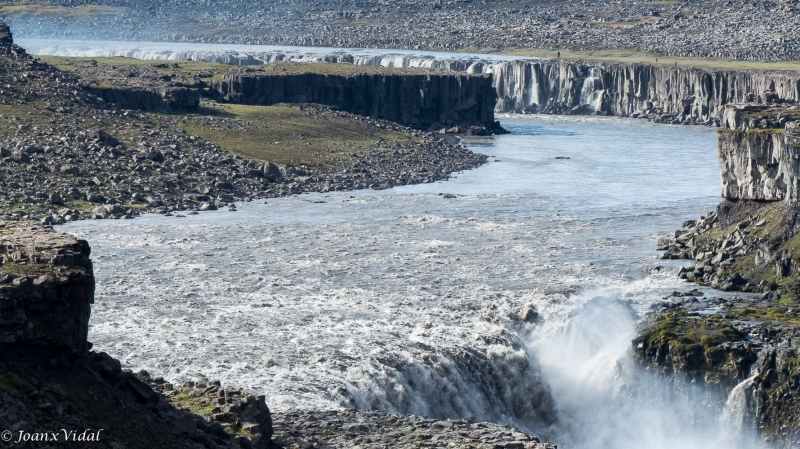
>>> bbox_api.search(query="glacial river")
[64,115,759,449]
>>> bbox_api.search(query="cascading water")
[532,292,767,449]
[63,115,768,447]
[578,68,604,113]
[18,38,800,121]
[720,374,760,447]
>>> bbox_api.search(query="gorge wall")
[641,105,800,447]
[718,105,800,201]
[25,42,800,126]
[210,72,502,133]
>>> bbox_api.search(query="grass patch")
[225,425,255,438]
[181,102,418,170]
[0,372,35,394]
[38,56,430,83]
[168,393,214,418]
[746,128,785,135]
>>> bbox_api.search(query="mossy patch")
[0,372,35,394]
[634,312,748,374]
[746,128,785,136]
[181,102,420,170]
[168,392,214,418]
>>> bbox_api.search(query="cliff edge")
[0,218,280,449]
[634,104,800,446]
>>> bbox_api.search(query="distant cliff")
[485,60,800,124]
[130,49,800,125]
[717,105,800,201]
[211,72,504,134]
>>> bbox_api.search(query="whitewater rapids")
[65,115,762,448]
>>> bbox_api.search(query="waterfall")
[19,37,800,124]
[719,373,760,446]
[579,67,605,113]
[531,293,769,449]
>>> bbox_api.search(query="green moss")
[181,102,419,170]
[168,393,214,418]
[224,425,255,438]
[634,312,745,371]
[746,128,785,135]
[0,372,36,394]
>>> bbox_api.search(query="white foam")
[65,115,736,445]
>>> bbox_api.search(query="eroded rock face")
[0,217,93,353]
[717,105,800,201]
[211,72,502,132]
[489,61,800,124]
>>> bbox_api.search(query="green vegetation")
[39,56,429,83]
[181,102,419,169]
[746,128,785,135]
[0,372,35,394]
[168,392,214,418]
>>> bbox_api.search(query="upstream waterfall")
[21,38,800,125]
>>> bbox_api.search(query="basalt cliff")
[636,104,800,447]
[87,46,800,126]
[210,71,503,134]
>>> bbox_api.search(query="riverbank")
[634,104,800,446]
[0,31,487,224]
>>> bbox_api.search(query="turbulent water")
[65,115,761,448]
[18,38,529,67]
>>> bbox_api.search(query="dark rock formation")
[0,218,284,448]
[633,290,800,448]
[0,220,93,353]
[641,105,800,447]
[270,409,556,449]
[211,72,503,133]
[88,85,200,112]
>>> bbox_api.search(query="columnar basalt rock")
[0,218,93,353]
[211,72,503,133]
[641,105,800,447]
[148,48,800,125]
[488,61,800,124]
[717,105,800,201]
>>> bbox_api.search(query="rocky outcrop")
[0,219,284,448]
[718,105,800,201]
[658,106,800,294]
[633,289,800,448]
[211,72,503,133]
[88,85,200,112]
[643,105,800,446]
[485,60,800,124]
[0,219,93,353]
